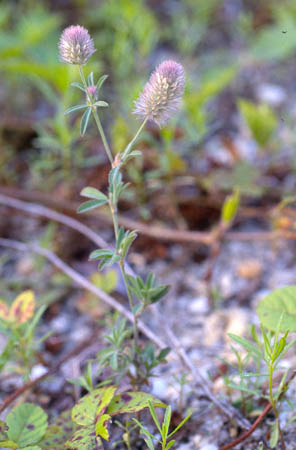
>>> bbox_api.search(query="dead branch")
[0,237,250,430]
[1,187,296,246]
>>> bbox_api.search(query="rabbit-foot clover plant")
[57,24,189,446]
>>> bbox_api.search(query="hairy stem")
[122,118,148,160]
[78,65,113,164]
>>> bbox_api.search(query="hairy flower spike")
[133,60,185,127]
[59,25,95,65]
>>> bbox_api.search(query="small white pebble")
[200,445,218,450]
[30,364,48,380]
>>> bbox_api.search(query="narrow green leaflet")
[89,249,116,260]
[94,101,108,107]
[80,187,108,203]
[64,104,87,115]
[257,286,296,332]
[80,107,92,136]
[88,72,94,86]
[71,82,85,92]
[132,419,155,450]
[96,74,108,91]
[77,199,107,213]
[6,403,48,448]
[227,333,262,358]
[226,381,261,396]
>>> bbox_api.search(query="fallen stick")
[2,188,296,246]
[0,238,250,430]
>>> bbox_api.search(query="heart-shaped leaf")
[6,403,48,447]
[257,286,296,331]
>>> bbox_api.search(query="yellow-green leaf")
[108,392,165,416]
[0,301,9,321]
[95,414,110,441]
[9,290,35,325]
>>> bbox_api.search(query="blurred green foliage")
[238,99,277,148]
[0,0,295,199]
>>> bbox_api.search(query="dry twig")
[2,187,296,246]
[0,237,250,430]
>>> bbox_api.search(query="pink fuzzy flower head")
[133,60,185,127]
[88,85,97,99]
[59,25,95,65]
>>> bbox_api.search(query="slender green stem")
[269,363,278,419]
[78,65,113,164]
[78,64,148,376]
[109,180,139,358]
[269,362,286,450]
[120,260,138,349]
[122,118,148,160]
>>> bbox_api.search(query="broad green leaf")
[9,290,35,325]
[238,99,277,147]
[80,187,108,202]
[66,426,103,449]
[6,403,48,447]
[250,12,296,62]
[64,104,87,115]
[90,270,118,294]
[80,107,92,136]
[40,410,73,449]
[72,386,116,427]
[77,199,107,214]
[108,392,165,416]
[95,414,111,440]
[257,286,296,332]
